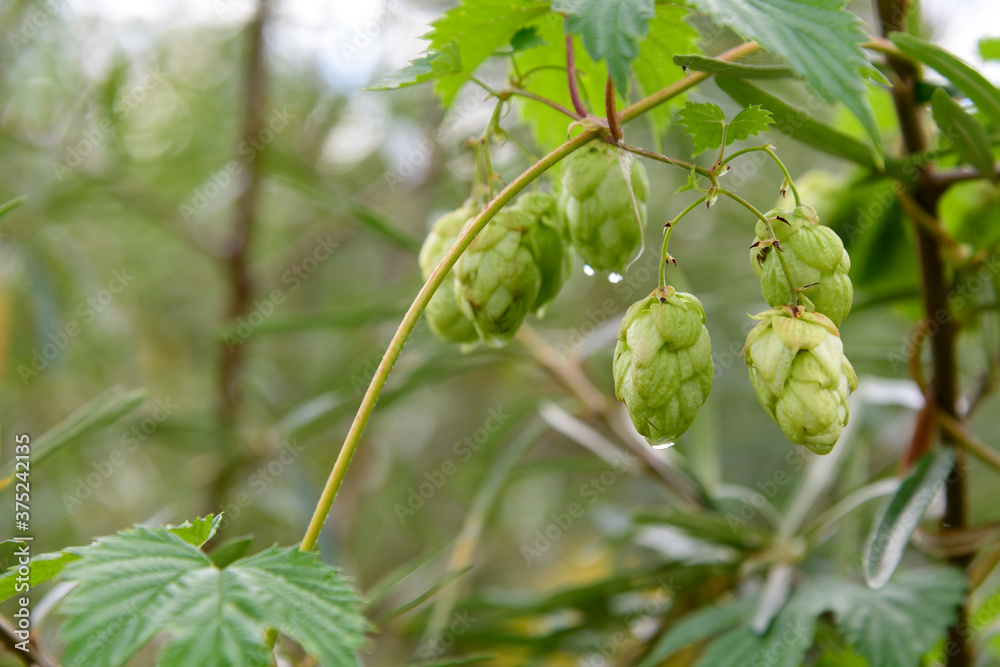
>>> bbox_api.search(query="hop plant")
[559,141,649,273]
[514,191,573,316]
[419,201,479,344]
[613,286,714,446]
[744,305,858,454]
[751,205,853,326]
[454,192,570,347]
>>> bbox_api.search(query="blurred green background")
[4,0,1000,664]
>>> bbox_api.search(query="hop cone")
[559,141,649,272]
[419,202,479,344]
[744,306,858,454]
[514,191,573,316]
[751,205,853,326]
[454,193,571,347]
[613,286,714,446]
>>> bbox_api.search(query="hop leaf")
[751,205,853,326]
[744,306,858,454]
[559,141,649,272]
[614,286,714,445]
[56,520,369,667]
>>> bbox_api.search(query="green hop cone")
[744,306,858,455]
[455,192,571,347]
[613,286,714,446]
[559,141,649,273]
[513,191,573,316]
[419,202,479,344]
[751,205,853,326]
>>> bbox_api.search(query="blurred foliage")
[2,0,1000,665]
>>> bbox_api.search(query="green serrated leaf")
[862,448,956,590]
[56,523,369,667]
[892,32,1000,124]
[169,515,222,548]
[716,78,882,171]
[428,0,550,106]
[726,105,773,144]
[555,0,655,93]
[673,54,794,79]
[931,88,998,182]
[689,0,881,159]
[510,26,547,52]
[980,37,1000,62]
[633,5,700,135]
[675,167,702,194]
[677,102,726,154]
[366,49,460,92]
[808,568,965,667]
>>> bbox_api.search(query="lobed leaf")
[688,0,881,156]
[554,0,656,93]
[53,520,369,667]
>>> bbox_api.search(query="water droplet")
[651,440,676,450]
[608,272,623,284]
[583,264,595,277]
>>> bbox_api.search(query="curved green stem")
[481,100,505,199]
[299,40,762,553]
[716,187,800,305]
[660,195,707,288]
[717,146,801,207]
[619,142,714,179]
[763,146,801,206]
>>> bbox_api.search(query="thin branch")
[0,615,55,667]
[605,75,623,143]
[937,411,1000,475]
[618,142,711,178]
[564,23,589,117]
[210,0,270,513]
[508,87,581,120]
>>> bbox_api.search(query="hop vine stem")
[876,0,969,664]
[298,40,762,552]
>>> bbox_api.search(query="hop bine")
[613,286,714,446]
[559,141,649,273]
[744,305,858,454]
[751,205,853,326]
